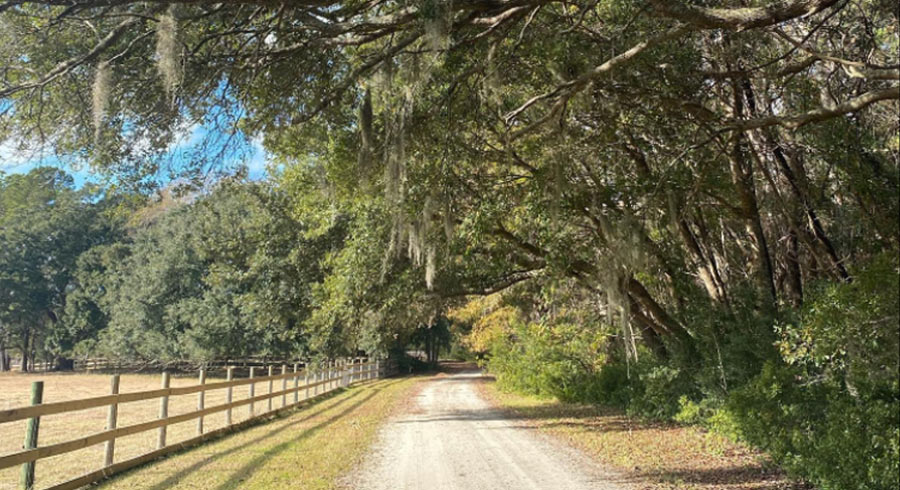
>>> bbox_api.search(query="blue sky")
[0,123,270,188]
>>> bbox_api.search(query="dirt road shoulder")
[478,378,808,490]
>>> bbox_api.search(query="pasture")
[0,369,306,489]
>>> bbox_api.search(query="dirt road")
[348,370,625,490]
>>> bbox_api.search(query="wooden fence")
[0,358,391,490]
[8,357,315,373]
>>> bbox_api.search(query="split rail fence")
[1,358,389,490]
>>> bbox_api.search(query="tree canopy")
[1,1,898,488]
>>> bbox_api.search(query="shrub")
[482,254,899,489]
[627,364,694,419]
[488,320,611,401]
[730,362,899,490]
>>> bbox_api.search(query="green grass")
[97,376,419,490]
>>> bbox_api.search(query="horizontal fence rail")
[8,357,319,373]
[1,357,396,490]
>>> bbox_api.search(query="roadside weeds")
[96,376,421,490]
[477,377,809,490]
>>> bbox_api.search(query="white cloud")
[245,135,269,178]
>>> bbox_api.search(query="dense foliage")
[1,0,898,488]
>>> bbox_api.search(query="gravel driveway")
[347,369,626,490]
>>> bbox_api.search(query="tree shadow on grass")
[213,379,405,490]
[475,378,807,490]
[140,379,403,490]
[637,465,812,489]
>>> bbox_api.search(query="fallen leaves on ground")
[479,378,810,490]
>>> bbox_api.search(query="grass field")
[478,379,807,490]
[1,370,395,490]
[98,376,417,490]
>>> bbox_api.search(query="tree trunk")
[693,211,731,305]
[21,329,31,373]
[677,217,729,304]
[740,77,849,283]
[629,301,668,358]
[0,345,9,372]
[729,81,778,312]
[771,143,850,281]
[785,230,804,307]
[623,132,727,307]
[30,332,37,372]
[626,277,695,349]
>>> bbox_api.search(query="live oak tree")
[0,167,117,370]
[1,2,897,486]
[2,0,896,354]
[64,178,342,362]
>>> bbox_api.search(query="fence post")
[281,365,287,408]
[333,360,338,389]
[226,366,234,425]
[332,361,338,390]
[157,372,170,449]
[293,363,299,405]
[19,381,43,490]
[304,369,310,400]
[197,369,206,435]
[267,366,274,412]
[248,367,256,416]
[104,375,120,467]
[315,364,321,396]
[376,358,380,379]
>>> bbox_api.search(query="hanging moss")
[421,0,452,52]
[425,245,436,290]
[91,61,111,141]
[482,43,502,105]
[594,212,649,361]
[358,88,375,178]
[443,196,454,242]
[156,7,180,98]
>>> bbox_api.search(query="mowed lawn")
[0,371,417,490]
[478,378,807,490]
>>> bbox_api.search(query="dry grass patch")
[95,376,419,490]
[0,371,412,490]
[2,371,250,490]
[479,378,808,490]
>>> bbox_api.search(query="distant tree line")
[0,169,350,369]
